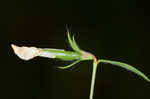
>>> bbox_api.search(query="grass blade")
[100,59,150,82]
[67,31,81,53]
[58,59,81,69]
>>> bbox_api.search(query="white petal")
[11,44,40,61]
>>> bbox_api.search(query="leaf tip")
[57,67,67,69]
[147,79,150,83]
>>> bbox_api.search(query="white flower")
[11,44,56,61]
[11,44,41,61]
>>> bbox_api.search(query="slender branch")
[89,61,98,99]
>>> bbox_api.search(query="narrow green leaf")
[58,59,81,69]
[100,59,150,82]
[67,31,81,53]
[72,35,81,52]
[67,31,76,51]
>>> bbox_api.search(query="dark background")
[4,0,150,99]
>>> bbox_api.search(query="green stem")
[89,62,98,99]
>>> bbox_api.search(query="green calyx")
[67,31,95,60]
[58,31,95,69]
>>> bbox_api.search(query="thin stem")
[89,61,98,99]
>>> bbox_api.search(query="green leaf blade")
[58,59,81,69]
[100,59,150,82]
[67,31,81,53]
[72,35,81,52]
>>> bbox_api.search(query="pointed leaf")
[72,35,81,52]
[100,59,150,82]
[67,32,81,53]
[58,59,81,69]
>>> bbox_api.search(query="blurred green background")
[5,0,150,99]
